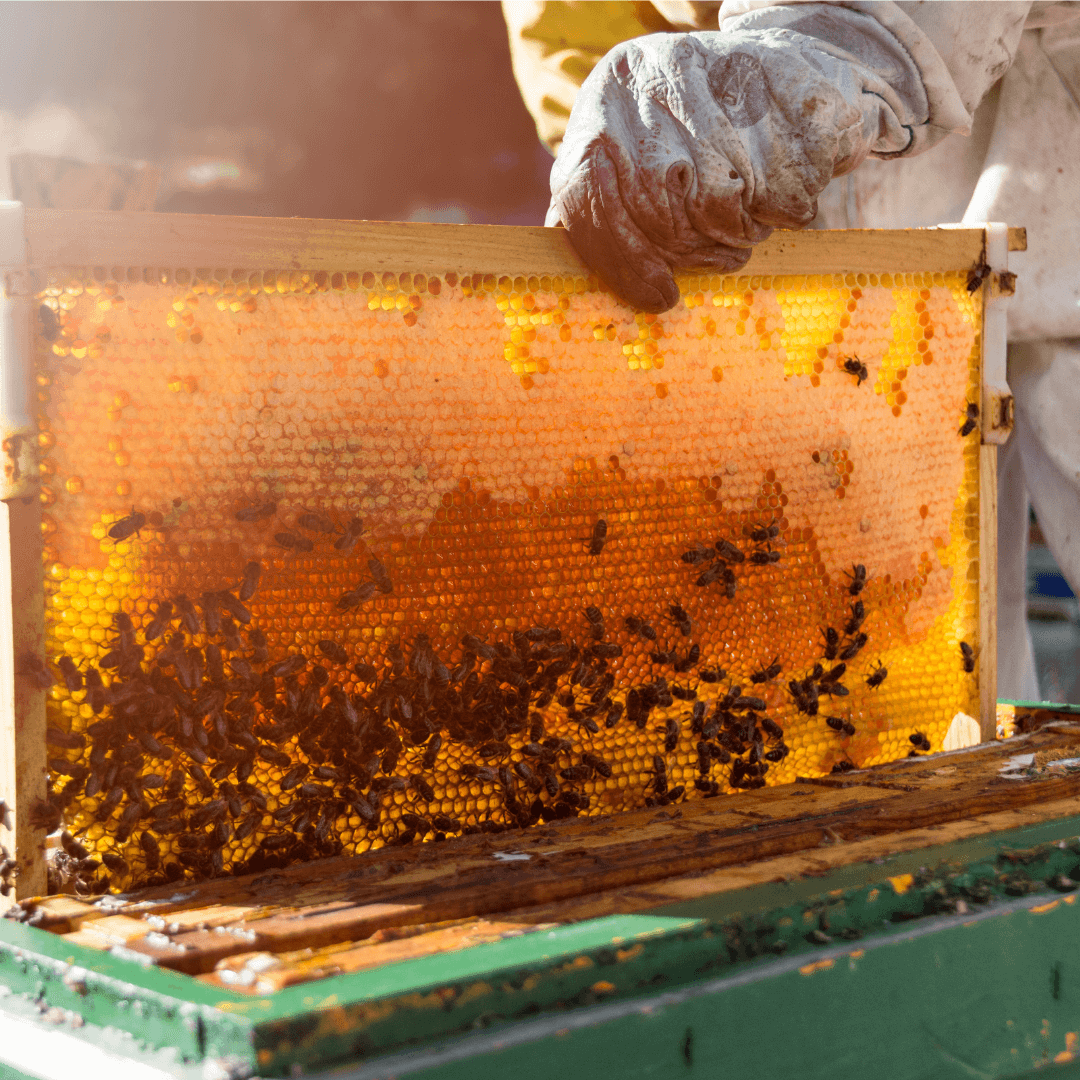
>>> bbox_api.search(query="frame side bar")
[0,201,47,903]
[977,222,1010,743]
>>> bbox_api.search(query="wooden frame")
[1,212,1014,907]
[22,209,1022,276]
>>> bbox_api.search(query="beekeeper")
[504,0,1080,701]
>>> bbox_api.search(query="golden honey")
[32,263,982,891]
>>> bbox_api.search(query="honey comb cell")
[30,261,982,892]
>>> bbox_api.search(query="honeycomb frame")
[0,212,1000,901]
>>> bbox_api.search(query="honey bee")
[46,726,85,752]
[581,752,613,778]
[235,500,277,522]
[237,561,262,603]
[268,654,307,678]
[697,740,712,774]
[967,258,990,293]
[698,667,724,683]
[333,515,365,552]
[218,616,244,651]
[280,763,309,790]
[845,564,867,596]
[842,356,869,385]
[789,678,819,716]
[100,852,128,874]
[55,654,83,693]
[588,519,608,556]
[649,754,668,796]
[839,632,868,661]
[275,531,314,553]
[960,641,975,673]
[673,643,700,673]
[681,542,716,565]
[38,303,61,342]
[909,732,931,751]
[624,616,657,641]
[138,832,161,872]
[696,562,735,589]
[337,581,379,610]
[662,718,681,753]
[432,814,461,834]
[712,539,743,564]
[172,593,199,635]
[247,627,269,665]
[352,661,378,683]
[750,523,780,543]
[367,556,393,594]
[959,402,979,437]
[108,510,147,541]
[199,592,222,636]
[668,604,691,636]
[297,510,335,534]
[216,591,251,625]
[558,764,591,784]
[760,716,783,741]
[386,643,407,677]
[143,601,174,642]
[18,652,53,689]
[749,548,781,565]
[844,601,866,636]
[589,642,622,661]
[750,657,781,684]
[584,605,605,639]
[819,662,847,686]
[317,639,349,665]
[513,761,544,793]
[865,661,888,688]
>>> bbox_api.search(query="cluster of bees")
[19,496,978,895]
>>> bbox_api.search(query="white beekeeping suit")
[803,3,1080,701]
[507,0,1080,699]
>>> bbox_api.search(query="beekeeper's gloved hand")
[545,2,1021,312]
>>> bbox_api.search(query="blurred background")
[0,0,552,223]
[1,0,1075,703]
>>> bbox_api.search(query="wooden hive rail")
[0,213,1008,907]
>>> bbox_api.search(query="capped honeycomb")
[28,257,983,893]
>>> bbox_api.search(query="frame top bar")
[21,210,1000,278]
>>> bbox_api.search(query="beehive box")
[0,211,1015,909]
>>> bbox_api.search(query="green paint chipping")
[274,915,701,1010]
[255,915,708,1075]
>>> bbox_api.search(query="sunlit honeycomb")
[29,260,983,892]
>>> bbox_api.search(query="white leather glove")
[546,4,936,311]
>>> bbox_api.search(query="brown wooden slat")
[22,211,988,277]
